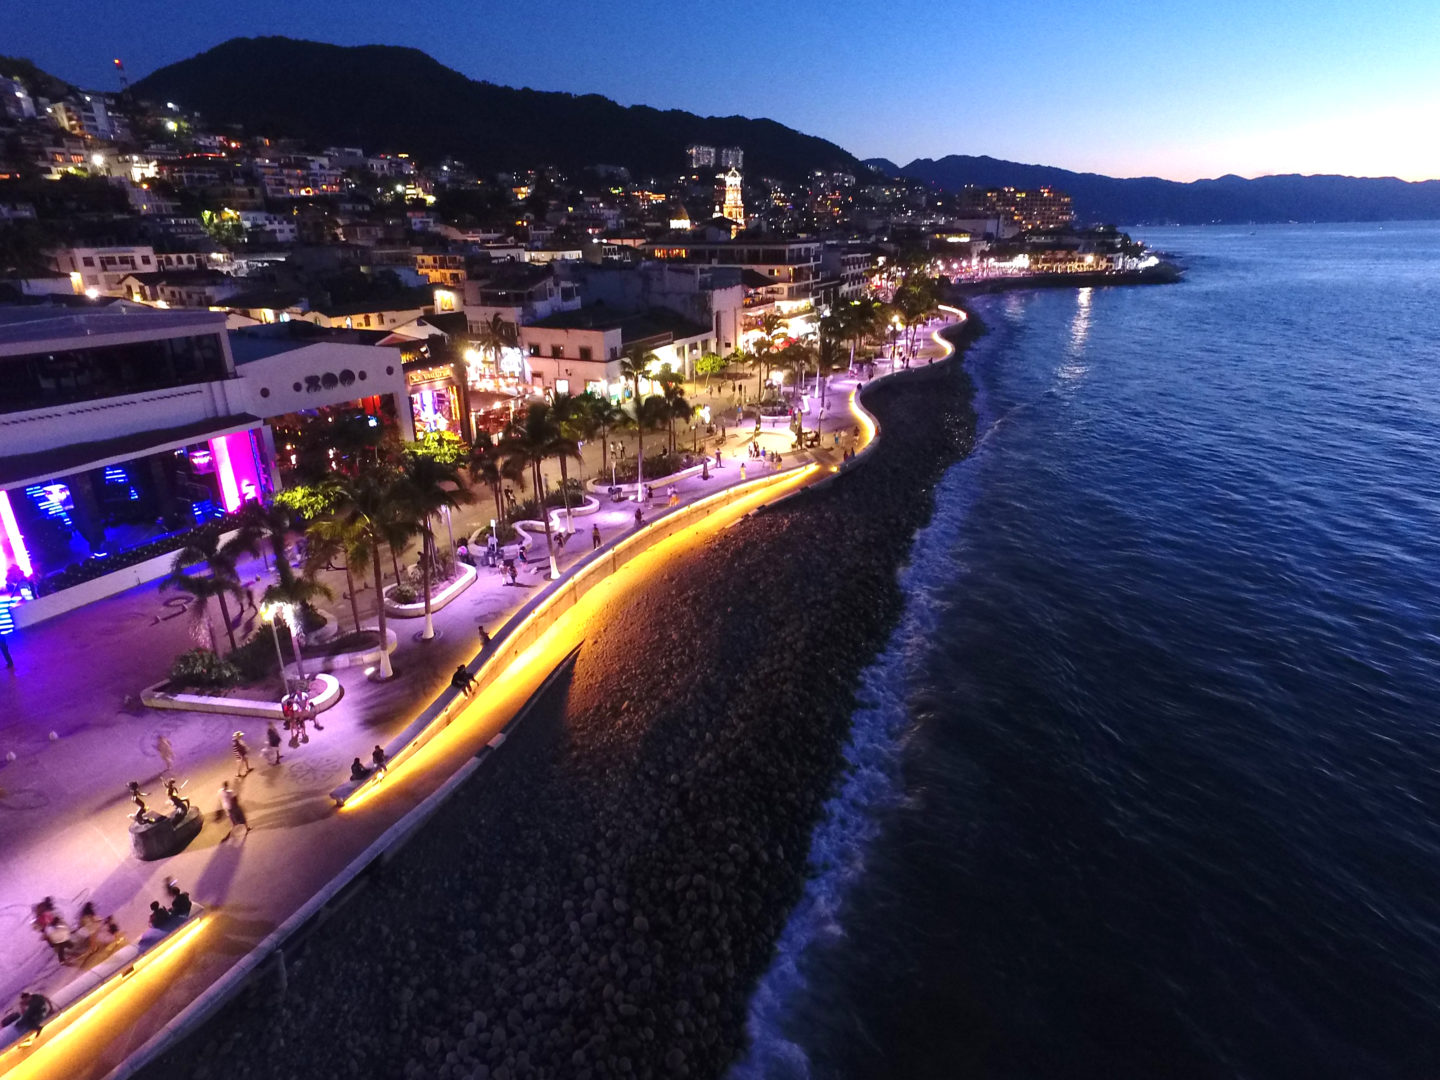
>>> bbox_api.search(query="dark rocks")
[137,324,980,1080]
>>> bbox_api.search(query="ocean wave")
[728,417,990,1080]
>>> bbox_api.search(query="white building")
[51,246,158,297]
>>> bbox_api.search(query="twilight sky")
[9,0,1440,182]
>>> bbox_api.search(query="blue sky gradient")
[8,0,1438,180]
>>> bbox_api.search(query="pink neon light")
[208,435,241,512]
[208,432,261,513]
[0,490,32,578]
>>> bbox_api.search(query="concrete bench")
[0,905,204,1053]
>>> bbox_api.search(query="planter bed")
[287,627,398,674]
[382,562,477,617]
[141,673,342,718]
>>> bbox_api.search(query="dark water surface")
[734,223,1440,1079]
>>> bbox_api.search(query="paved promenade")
[0,317,957,1079]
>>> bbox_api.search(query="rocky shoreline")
[142,316,983,1080]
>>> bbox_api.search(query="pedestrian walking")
[739,463,747,481]
[371,745,388,774]
[265,721,283,765]
[155,733,175,776]
[478,625,491,648]
[231,731,251,777]
[219,781,249,840]
[591,524,602,550]
[507,563,519,586]
[0,632,12,669]
[634,506,644,528]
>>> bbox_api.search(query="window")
[578,347,593,361]
[529,344,540,357]
[82,257,94,267]
[142,255,152,265]
[551,345,564,359]
[609,347,619,360]
[555,379,570,395]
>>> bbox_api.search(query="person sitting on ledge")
[451,664,477,696]
[148,901,171,930]
[165,878,191,919]
[13,991,54,1034]
[350,758,372,782]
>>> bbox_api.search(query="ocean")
[732,222,1440,1080]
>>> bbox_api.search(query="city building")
[48,94,120,141]
[453,264,581,336]
[520,306,713,393]
[687,145,717,171]
[558,261,745,356]
[958,186,1074,232]
[0,307,413,625]
[820,243,876,301]
[644,236,823,339]
[0,77,36,121]
[51,246,158,297]
[415,252,467,286]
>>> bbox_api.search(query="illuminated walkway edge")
[96,311,967,1080]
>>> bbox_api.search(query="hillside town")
[0,63,1159,613]
[0,46,1174,1080]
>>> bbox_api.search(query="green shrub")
[390,582,418,604]
[168,648,241,689]
[610,451,690,483]
[228,630,282,683]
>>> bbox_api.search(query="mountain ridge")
[131,37,860,181]
[890,154,1440,225]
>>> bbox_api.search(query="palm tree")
[845,297,887,369]
[658,374,693,453]
[548,392,588,530]
[498,402,565,580]
[399,452,473,640]
[326,468,405,679]
[304,517,368,636]
[751,310,786,396]
[469,442,524,527]
[587,394,627,479]
[893,277,940,368]
[619,348,657,414]
[163,528,250,653]
[620,348,661,502]
[162,562,243,656]
[473,314,515,375]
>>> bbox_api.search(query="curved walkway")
[0,313,964,1080]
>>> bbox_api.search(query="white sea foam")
[728,353,999,1078]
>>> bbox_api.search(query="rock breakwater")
[143,319,980,1080]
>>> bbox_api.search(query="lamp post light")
[261,601,295,696]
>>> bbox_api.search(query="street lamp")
[261,601,305,693]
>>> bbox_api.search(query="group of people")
[746,442,782,466]
[146,877,192,930]
[29,897,124,966]
[349,744,388,782]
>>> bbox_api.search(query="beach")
[138,316,982,1080]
